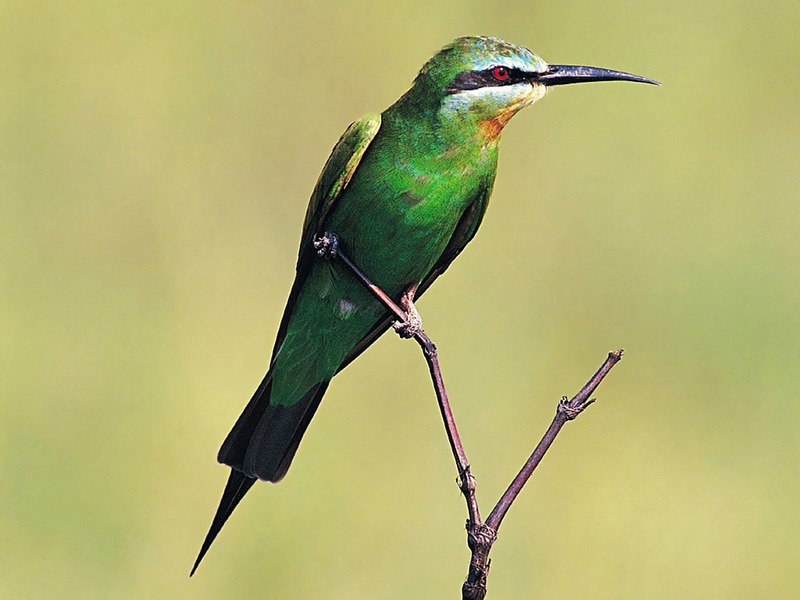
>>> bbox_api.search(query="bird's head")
[410,36,658,140]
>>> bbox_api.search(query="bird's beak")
[534,64,660,87]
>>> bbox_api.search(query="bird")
[191,35,657,575]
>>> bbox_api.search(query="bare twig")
[319,235,481,526]
[316,233,624,599]
[486,349,624,531]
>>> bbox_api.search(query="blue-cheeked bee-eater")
[192,36,657,575]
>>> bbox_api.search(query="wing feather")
[271,113,381,358]
[219,113,382,477]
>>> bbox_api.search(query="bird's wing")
[217,113,381,482]
[270,112,382,358]
[299,113,382,264]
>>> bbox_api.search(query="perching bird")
[192,36,657,574]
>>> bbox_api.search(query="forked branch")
[315,232,624,599]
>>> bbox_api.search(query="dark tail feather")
[190,469,256,577]
[218,371,275,471]
[193,370,332,574]
[218,369,330,482]
[243,381,329,481]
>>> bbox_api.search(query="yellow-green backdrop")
[2,1,798,598]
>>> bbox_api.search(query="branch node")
[458,466,476,496]
[462,579,489,600]
[392,309,422,338]
[419,334,437,355]
[466,522,497,550]
[463,523,496,600]
[558,395,596,420]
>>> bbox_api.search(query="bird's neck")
[384,88,502,158]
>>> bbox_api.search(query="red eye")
[492,66,510,81]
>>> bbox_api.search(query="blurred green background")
[2,1,798,598]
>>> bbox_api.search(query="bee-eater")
[191,36,657,575]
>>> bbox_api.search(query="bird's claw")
[313,231,340,259]
[392,298,423,339]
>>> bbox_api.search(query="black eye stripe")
[446,67,530,93]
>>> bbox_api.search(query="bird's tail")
[190,469,256,576]
[191,369,331,576]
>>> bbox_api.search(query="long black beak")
[535,64,660,87]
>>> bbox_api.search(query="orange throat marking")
[479,108,518,141]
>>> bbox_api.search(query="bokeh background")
[2,1,798,598]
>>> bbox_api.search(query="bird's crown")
[417,36,548,95]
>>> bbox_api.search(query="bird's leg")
[312,237,482,529]
[392,284,423,339]
[313,232,422,337]
[313,231,340,259]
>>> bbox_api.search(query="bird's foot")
[392,287,422,339]
[393,305,422,338]
[313,231,340,259]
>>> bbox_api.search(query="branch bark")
[318,234,624,599]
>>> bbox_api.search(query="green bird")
[191,36,657,575]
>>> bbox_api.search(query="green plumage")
[192,36,658,575]
[268,121,497,410]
